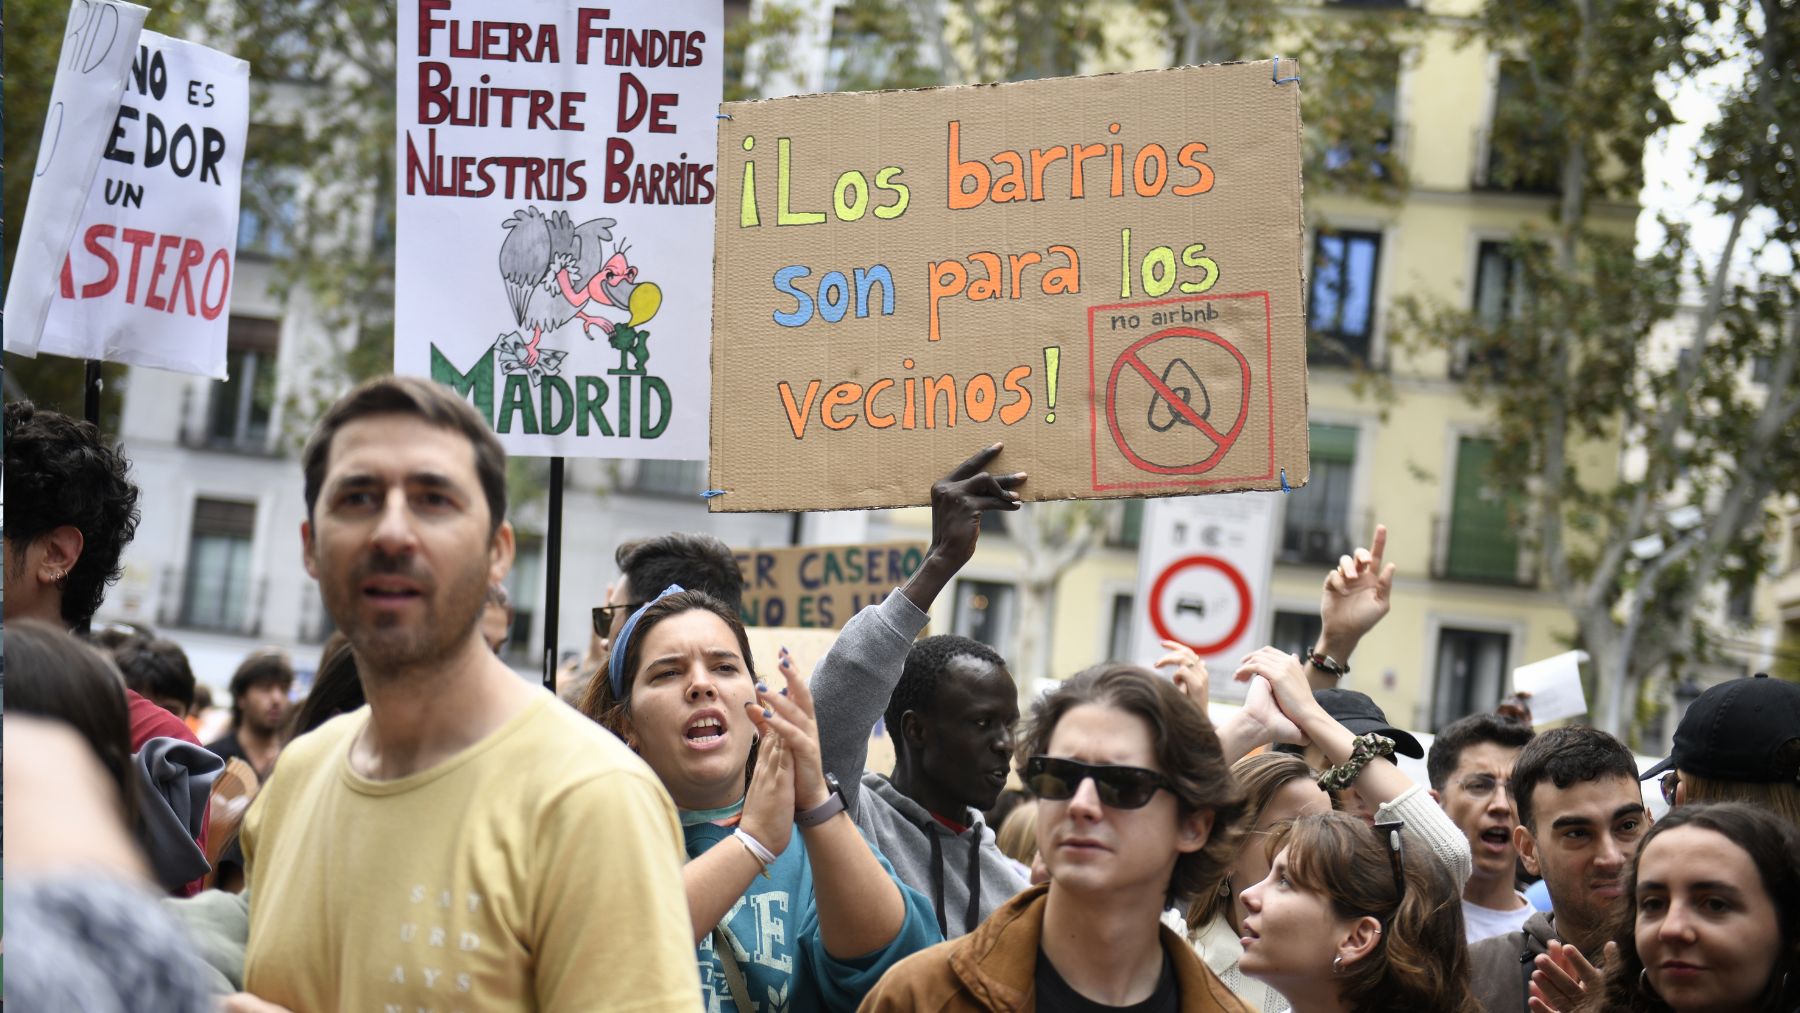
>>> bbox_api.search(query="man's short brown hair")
[302,375,507,532]
[1014,663,1247,903]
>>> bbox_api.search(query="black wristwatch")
[795,773,847,828]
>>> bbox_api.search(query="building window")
[1323,55,1399,175]
[1281,423,1358,565]
[1272,610,1322,658]
[1432,627,1510,729]
[1107,593,1134,661]
[632,459,705,496]
[953,579,1017,655]
[1483,61,1561,193]
[204,316,279,451]
[237,147,302,258]
[1107,501,1145,549]
[1472,240,1536,328]
[1437,436,1528,584]
[1308,229,1382,365]
[182,498,256,633]
[503,536,542,656]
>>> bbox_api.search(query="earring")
[1217,876,1232,899]
[1333,955,1345,975]
[1638,968,1660,1000]
[48,568,65,584]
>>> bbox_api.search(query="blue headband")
[608,583,686,701]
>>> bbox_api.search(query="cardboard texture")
[394,0,721,459]
[735,541,928,629]
[743,626,897,774]
[710,60,1309,512]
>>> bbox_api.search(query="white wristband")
[733,827,777,875]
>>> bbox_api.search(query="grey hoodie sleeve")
[810,590,932,811]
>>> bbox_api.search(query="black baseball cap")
[1312,688,1425,759]
[1642,673,1800,783]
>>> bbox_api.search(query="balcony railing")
[1278,509,1370,567]
[159,565,268,636]
[1431,515,1538,587]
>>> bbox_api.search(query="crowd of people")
[5,378,1799,1013]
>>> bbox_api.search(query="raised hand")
[752,648,832,811]
[1237,673,1307,747]
[931,443,1026,568]
[1528,939,1608,1013]
[737,720,795,857]
[1234,647,1319,718]
[1319,523,1395,647]
[905,443,1027,612]
[1158,640,1209,713]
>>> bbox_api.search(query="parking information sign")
[1129,492,1278,698]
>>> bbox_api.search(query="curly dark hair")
[4,402,142,627]
[887,634,1009,751]
[1512,724,1638,830]
[1426,712,1535,791]
[1580,802,1800,1013]
[1014,662,1247,904]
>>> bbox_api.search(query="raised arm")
[757,652,909,958]
[1308,523,1395,691]
[809,443,1024,809]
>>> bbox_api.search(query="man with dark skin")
[810,443,1031,938]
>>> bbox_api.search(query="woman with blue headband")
[579,587,940,1011]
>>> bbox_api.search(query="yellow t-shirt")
[242,691,700,1012]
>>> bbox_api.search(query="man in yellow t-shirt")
[232,376,699,1012]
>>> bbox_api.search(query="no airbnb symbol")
[1105,327,1251,475]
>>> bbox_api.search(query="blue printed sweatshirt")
[684,820,942,1012]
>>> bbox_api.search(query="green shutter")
[1309,423,1359,462]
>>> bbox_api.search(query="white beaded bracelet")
[733,827,777,878]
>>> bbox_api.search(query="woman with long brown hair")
[580,587,939,1011]
[1236,811,1482,1013]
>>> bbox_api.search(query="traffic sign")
[1129,493,1278,697]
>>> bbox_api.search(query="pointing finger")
[947,443,1004,482]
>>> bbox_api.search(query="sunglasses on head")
[1023,755,1172,810]
[592,600,650,639]
[1373,817,1407,908]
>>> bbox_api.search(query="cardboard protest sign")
[395,0,721,459]
[708,61,1309,512]
[36,33,248,377]
[735,541,928,629]
[5,0,149,356]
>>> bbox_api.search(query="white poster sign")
[395,0,721,460]
[1511,650,1589,725]
[39,32,248,377]
[5,0,149,356]
[1129,493,1279,699]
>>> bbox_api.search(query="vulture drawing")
[497,206,663,369]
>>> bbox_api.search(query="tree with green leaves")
[1396,0,1799,739]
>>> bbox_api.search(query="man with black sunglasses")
[862,664,1253,1011]
[810,444,1030,939]
[580,531,745,696]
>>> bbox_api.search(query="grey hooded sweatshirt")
[810,591,1029,939]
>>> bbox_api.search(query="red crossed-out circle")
[1148,554,1253,656]
[1106,327,1251,475]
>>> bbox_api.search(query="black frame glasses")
[1373,817,1407,907]
[591,601,650,639]
[1023,755,1172,810]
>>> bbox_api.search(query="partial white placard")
[395,0,722,460]
[1511,649,1589,725]
[39,32,248,378]
[5,0,149,356]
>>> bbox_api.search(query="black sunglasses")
[1023,755,1172,810]
[591,601,650,639]
[1373,817,1407,908]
